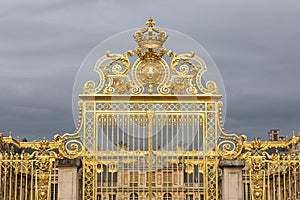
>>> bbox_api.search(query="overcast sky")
[0,0,299,141]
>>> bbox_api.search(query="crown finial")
[133,18,168,49]
[146,17,155,27]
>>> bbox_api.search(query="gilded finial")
[133,18,168,49]
[146,17,155,27]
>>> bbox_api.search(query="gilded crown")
[133,18,168,49]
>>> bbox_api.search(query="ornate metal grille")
[1,18,299,200]
[85,110,213,199]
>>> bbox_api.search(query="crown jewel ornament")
[133,17,168,49]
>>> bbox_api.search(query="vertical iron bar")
[148,111,153,200]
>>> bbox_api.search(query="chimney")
[268,129,279,141]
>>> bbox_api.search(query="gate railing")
[218,125,300,200]
[1,108,300,200]
[216,99,300,200]
[0,131,83,200]
[242,137,300,200]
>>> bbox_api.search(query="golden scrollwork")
[217,101,247,159]
[81,18,220,96]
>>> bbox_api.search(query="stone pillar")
[220,160,245,200]
[57,158,81,200]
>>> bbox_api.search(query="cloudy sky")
[0,0,299,141]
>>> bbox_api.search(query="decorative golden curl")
[167,50,219,95]
[82,80,96,94]
[82,50,133,95]
[217,135,247,159]
[105,50,134,75]
[53,133,83,159]
[217,101,247,159]
[167,50,195,75]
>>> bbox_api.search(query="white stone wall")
[58,167,79,200]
